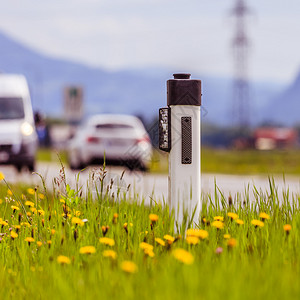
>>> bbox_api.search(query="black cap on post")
[173,73,191,80]
[167,73,201,106]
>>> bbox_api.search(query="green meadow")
[151,147,300,175]
[0,166,300,300]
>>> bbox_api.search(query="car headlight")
[21,122,34,136]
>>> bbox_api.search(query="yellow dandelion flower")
[164,235,175,244]
[37,210,45,216]
[27,212,32,217]
[25,201,35,207]
[37,241,43,247]
[11,231,18,239]
[144,248,155,258]
[57,255,71,265]
[186,229,209,240]
[71,217,84,227]
[155,238,166,246]
[284,224,292,232]
[172,248,194,265]
[47,240,52,245]
[212,221,224,229]
[251,219,264,228]
[224,234,231,239]
[27,188,35,195]
[149,214,159,222]
[79,246,96,254]
[112,213,118,224]
[186,236,199,245]
[259,212,270,220]
[21,222,31,227]
[30,207,37,213]
[214,216,224,221]
[7,189,13,196]
[11,205,20,212]
[59,199,65,204]
[39,194,45,200]
[75,211,81,217]
[62,213,71,219]
[0,171,5,181]
[235,219,244,225]
[139,242,153,251]
[227,212,238,220]
[121,261,138,273]
[101,225,109,235]
[103,250,117,260]
[0,220,8,226]
[99,237,115,247]
[51,229,56,235]
[227,238,237,248]
[25,237,35,243]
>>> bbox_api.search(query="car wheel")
[124,159,136,171]
[69,150,83,170]
[126,160,149,172]
[70,161,82,170]
[69,157,85,170]
[139,164,149,172]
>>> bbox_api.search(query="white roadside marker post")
[159,73,202,228]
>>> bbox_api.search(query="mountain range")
[0,30,297,126]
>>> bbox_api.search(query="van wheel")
[27,162,35,173]
[15,164,22,173]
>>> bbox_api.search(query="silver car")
[68,114,152,171]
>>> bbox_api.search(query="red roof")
[254,128,297,142]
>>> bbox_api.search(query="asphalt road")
[1,163,300,205]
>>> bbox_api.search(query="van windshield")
[0,97,25,120]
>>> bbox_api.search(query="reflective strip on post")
[159,107,171,152]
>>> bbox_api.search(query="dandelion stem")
[3,179,31,224]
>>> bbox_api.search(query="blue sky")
[0,0,300,83]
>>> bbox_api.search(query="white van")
[0,74,38,172]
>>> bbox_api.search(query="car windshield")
[95,123,134,130]
[0,97,25,120]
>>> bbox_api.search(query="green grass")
[36,148,68,164]
[149,147,300,175]
[150,149,169,173]
[202,147,300,175]
[0,168,300,300]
